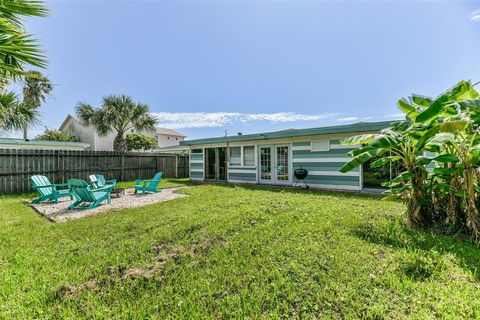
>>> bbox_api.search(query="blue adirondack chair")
[88,174,116,191]
[31,175,74,204]
[134,172,163,194]
[68,179,112,209]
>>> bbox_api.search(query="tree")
[0,0,48,88]
[21,70,53,139]
[76,95,158,152]
[126,133,158,151]
[36,128,77,142]
[0,91,38,134]
[339,80,480,241]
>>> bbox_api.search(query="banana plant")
[340,121,433,227]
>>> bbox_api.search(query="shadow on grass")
[352,221,480,280]
[198,180,383,199]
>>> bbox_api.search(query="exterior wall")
[189,150,204,180]
[62,117,97,150]
[156,134,185,148]
[292,139,361,191]
[187,134,364,190]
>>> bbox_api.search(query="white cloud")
[151,112,336,129]
[471,9,480,22]
[336,116,358,122]
[383,113,404,119]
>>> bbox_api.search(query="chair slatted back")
[68,179,94,202]
[31,175,53,197]
[148,172,163,189]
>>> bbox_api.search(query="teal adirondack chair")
[31,175,74,204]
[89,174,116,191]
[134,172,163,194]
[68,179,112,209]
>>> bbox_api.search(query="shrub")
[126,133,158,151]
[36,129,78,142]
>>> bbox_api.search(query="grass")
[1,182,480,318]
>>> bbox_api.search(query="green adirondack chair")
[31,175,74,204]
[68,179,112,209]
[134,172,163,194]
[88,174,116,191]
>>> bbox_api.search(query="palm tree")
[76,95,158,152]
[0,91,38,134]
[21,70,53,139]
[0,0,49,88]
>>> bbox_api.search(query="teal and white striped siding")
[190,152,204,180]
[292,139,361,190]
[228,167,257,182]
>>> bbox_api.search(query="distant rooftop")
[180,121,393,146]
[0,138,90,147]
[155,127,186,137]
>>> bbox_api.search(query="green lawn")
[1,182,480,319]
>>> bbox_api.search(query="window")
[176,137,178,141]
[311,140,330,152]
[167,137,170,140]
[229,147,241,165]
[243,146,255,166]
[191,149,203,154]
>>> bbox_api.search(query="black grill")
[293,168,309,189]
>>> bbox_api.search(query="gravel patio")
[30,187,190,222]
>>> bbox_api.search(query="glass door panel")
[260,146,273,181]
[275,146,289,182]
[205,148,216,180]
[218,147,226,180]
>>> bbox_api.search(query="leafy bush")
[340,80,480,241]
[36,129,78,142]
[126,133,158,151]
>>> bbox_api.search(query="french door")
[259,145,291,184]
[204,147,227,181]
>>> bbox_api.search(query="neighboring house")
[0,138,89,151]
[180,121,392,192]
[59,114,186,151]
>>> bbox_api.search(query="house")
[179,121,392,191]
[0,138,89,151]
[59,114,186,151]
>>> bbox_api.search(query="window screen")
[243,146,255,166]
[311,140,330,152]
[230,147,241,165]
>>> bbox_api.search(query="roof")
[180,121,393,146]
[59,113,77,131]
[154,145,189,154]
[0,138,90,148]
[155,127,186,137]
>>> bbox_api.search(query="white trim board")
[308,171,360,177]
[292,158,351,163]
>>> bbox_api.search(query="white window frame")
[229,146,242,166]
[229,145,257,168]
[311,140,330,152]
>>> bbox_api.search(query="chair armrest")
[88,185,113,193]
[33,184,57,189]
[135,180,147,186]
[143,179,161,183]
[106,179,116,185]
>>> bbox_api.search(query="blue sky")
[17,0,480,140]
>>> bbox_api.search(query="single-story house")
[0,138,90,151]
[179,121,392,191]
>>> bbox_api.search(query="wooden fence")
[0,149,189,194]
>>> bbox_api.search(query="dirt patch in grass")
[55,236,227,300]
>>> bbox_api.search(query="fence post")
[121,153,125,181]
[175,155,178,178]
[58,150,65,183]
